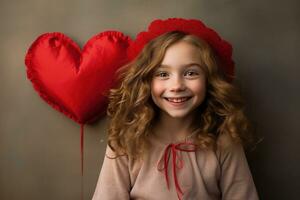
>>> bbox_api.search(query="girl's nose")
[170,76,186,92]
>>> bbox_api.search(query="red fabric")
[25,31,132,124]
[128,18,235,82]
[25,32,132,199]
[157,142,197,200]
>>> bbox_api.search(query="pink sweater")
[92,132,259,200]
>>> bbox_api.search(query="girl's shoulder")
[216,132,242,150]
[104,144,128,160]
[215,132,245,161]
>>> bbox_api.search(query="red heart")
[25,31,132,124]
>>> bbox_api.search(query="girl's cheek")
[151,80,163,94]
[192,79,206,93]
[152,81,164,93]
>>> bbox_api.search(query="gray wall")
[1,0,299,199]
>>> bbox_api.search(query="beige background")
[1,0,299,199]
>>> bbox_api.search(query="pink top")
[92,132,259,200]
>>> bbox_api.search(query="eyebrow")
[159,63,201,68]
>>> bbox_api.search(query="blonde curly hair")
[107,31,256,160]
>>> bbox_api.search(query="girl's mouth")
[164,97,191,103]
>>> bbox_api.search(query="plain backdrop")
[0,0,299,199]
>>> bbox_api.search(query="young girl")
[92,18,259,200]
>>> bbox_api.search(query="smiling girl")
[92,18,259,200]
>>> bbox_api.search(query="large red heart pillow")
[25,31,132,124]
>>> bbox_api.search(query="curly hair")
[106,31,257,160]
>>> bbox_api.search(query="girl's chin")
[162,110,193,119]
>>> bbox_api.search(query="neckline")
[150,129,198,147]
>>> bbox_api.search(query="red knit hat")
[128,18,235,82]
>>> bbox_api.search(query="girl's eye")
[155,72,169,78]
[184,70,199,77]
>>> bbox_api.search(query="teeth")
[166,97,189,103]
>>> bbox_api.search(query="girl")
[92,18,259,200]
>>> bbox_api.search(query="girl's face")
[151,41,206,119]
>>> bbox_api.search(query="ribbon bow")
[157,142,197,200]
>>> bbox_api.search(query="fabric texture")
[25,31,131,124]
[92,132,259,200]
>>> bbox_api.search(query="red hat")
[128,18,235,82]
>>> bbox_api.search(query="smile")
[165,97,191,103]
